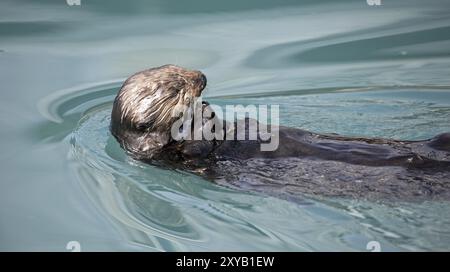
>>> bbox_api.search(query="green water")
[1,0,450,251]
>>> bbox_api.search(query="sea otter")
[111,65,450,202]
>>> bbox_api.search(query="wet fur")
[111,65,450,201]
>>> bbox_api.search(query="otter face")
[110,64,207,158]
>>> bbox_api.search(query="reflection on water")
[1,0,450,251]
[40,83,450,251]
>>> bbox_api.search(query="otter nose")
[200,74,207,86]
[192,72,207,96]
[200,74,207,89]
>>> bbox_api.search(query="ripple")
[0,21,74,37]
[245,24,450,68]
[35,81,450,251]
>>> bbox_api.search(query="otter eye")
[136,124,146,130]
[136,122,151,131]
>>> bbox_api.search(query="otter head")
[110,64,207,159]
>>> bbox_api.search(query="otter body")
[111,65,450,201]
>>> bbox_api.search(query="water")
[1,0,450,251]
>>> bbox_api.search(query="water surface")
[1,0,450,251]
